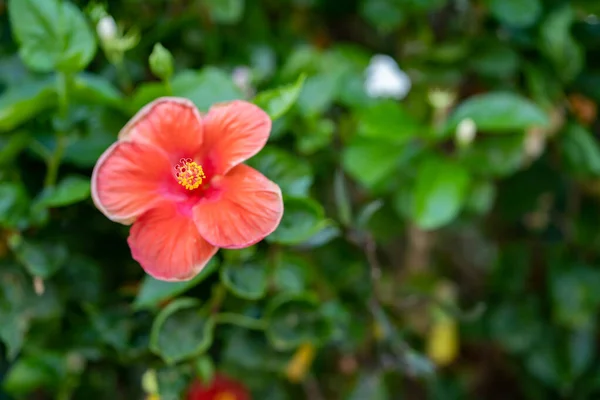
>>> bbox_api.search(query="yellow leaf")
[285,343,316,383]
[426,319,459,367]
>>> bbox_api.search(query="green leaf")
[34,175,90,208]
[560,123,600,177]
[539,6,584,83]
[267,197,326,245]
[265,294,331,350]
[55,2,97,72]
[281,45,322,80]
[342,137,411,189]
[489,301,544,354]
[62,108,124,168]
[412,157,471,230]
[0,268,32,360]
[296,118,335,155]
[172,68,244,112]
[12,239,69,279]
[361,0,405,33]
[71,73,124,108]
[8,0,61,72]
[568,328,595,381]
[246,146,313,197]
[203,0,245,24]
[551,265,600,330]
[346,372,389,400]
[320,300,352,343]
[486,0,541,28]
[130,67,244,114]
[357,100,423,143]
[334,170,352,226]
[460,134,526,177]
[253,74,305,120]
[221,261,268,300]
[2,353,64,395]
[150,298,215,364]
[85,306,132,352]
[337,71,375,109]
[60,255,102,304]
[469,43,520,78]
[221,329,288,371]
[0,182,30,229]
[0,317,28,362]
[0,131,30,164]
[445,92,549,134]
[524,334,561,388]
[130,82,169,114]
[296,72,342,116]
[8,0,96,73]
[195,355,215,384]
[0,79,57,132]
[272,253,310,294]
[465,181,496,215]
[296,220,340,249]
[222,246,257,264]
[156,365,193,400]
[133,259,218,310]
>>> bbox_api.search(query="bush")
[1,0,600,398]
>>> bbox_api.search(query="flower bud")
[149,43,174,81]
[96,15,117,42]
[455,118,477,148]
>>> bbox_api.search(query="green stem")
[165,78,173,96]
[208,283,227,314]
[214,313,267,330]
[44,134,67,188]
[44,72,71,189]
[29,139,53,163]
[115,58,133,93]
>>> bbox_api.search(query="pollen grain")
[175,158,206,190]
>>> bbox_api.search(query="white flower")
[428,88,456,110]
[455,118,477,147]
[364,54,411,100]
[96,16,117,42]
[232,66,254,97]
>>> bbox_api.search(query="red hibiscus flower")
[91,98,283,281]
[186,374,251,400]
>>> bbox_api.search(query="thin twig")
[394,293,486,322]
[302,374,325,400]
[365,233,382,298]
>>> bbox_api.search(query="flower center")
[214,392,237,400]
[174,158,205,190]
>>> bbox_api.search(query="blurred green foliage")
[1,0,600,398]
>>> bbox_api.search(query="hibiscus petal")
[193,164,283,248]
[202,100,271,174]
[91,141,173,224]
[128,203,218,281]
[119,97,204,161]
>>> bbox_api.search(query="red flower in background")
[186,374,251,400]
[91,97,283,282]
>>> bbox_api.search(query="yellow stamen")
[214,392,237,400]
[175,158,205,190]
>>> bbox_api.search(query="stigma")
[175,158,206,190]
